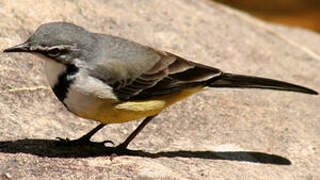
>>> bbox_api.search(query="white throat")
[36,54,67,87]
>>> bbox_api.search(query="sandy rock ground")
[0,0,319,179]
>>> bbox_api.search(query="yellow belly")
[70,86,205,124]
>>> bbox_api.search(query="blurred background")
[213,0,320,33]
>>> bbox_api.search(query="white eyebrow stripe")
[30,45,77,51]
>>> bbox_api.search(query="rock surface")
[0,0,319,179]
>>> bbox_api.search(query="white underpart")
[36,54,119,115]
[63,69,119,114]
[38,54,67,87]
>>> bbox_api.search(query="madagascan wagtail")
[3,22,318,151]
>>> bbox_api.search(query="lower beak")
[3,42,31,53]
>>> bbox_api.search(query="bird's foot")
[55,137,114,147]
[112,143,130,155]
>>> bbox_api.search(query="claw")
[56,137,70,142]
[112,143,130,155]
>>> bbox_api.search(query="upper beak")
[3,42,31,53]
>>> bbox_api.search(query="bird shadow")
[0,138,291,165]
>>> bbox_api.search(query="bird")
[3,22,318,152]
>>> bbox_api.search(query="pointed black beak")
[3,42,31,53]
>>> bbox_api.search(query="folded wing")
[112,50,222,100]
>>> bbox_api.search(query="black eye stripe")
[46,48,69,57]
[48,48,60,54]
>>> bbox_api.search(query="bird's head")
[3,22,96,65]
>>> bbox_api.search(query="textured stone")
[0,0,319,179]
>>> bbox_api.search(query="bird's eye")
[47,48,61,57]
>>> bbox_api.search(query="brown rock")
[0,0,319,179]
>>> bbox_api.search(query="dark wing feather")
[112,50,222,100]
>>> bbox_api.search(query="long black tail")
[209,73,318,95]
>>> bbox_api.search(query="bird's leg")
[116,115,156,152]
[57,123,113,146]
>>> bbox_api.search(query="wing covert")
[111,50,222,100]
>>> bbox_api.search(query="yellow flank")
[156,86,205,106]
[115,101,166,112]
[73,86,205,124]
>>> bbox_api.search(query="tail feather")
[209,73,318,95]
